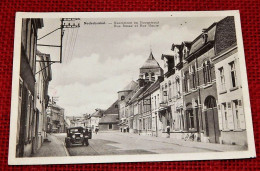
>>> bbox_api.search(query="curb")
[62,142,70,156]
[52,134,70,156]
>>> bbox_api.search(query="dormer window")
[202,29,208,44]
[121,96,125,100]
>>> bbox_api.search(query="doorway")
[204,96,220,143]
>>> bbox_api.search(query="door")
[205,96,220,143]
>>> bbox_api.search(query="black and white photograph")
[8,11,256,165]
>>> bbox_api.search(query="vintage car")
[65,127,90,147]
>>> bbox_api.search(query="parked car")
[85,127,92,139]
[65,127,90,147]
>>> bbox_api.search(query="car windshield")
[69,128,81,133]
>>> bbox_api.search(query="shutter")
[227,102,234,130]
[217,105,223,130]
[238,100,246,129]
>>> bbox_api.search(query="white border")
[8,10,256,165]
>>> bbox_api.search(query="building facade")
[99,100,120,131]
[117,80,138,132]
[34,51,52,153]
[16,18,44,157]
[211,16,246,146]
[47,103,66,133]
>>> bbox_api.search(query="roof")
[143,79,161,97]
[104,100,119,114]
[214,16,237,55]
[189,23,216,55]
[181,41,192,49]
[140,52,160,69]
[91,109,104,117]
[128,82,152,104]
[119,80,138,92]
[99,114,119,124]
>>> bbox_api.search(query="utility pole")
[35,18,80,74]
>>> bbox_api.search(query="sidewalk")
[109,132,247,152]
[32,133,69,157]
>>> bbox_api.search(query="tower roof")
[140,52,160,69]
[119,80,138,92]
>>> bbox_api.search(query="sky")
[37,16,225,117]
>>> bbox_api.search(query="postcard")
[8,11,256,165]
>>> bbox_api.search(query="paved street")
[52,132,246,156]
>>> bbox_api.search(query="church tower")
[139,52,163,83]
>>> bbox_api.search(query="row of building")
[113,16,247,146]
[16,19,67,157]
[65,106,119,132]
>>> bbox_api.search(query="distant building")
[47,103,66,133]
[99,100,120,131]
[117,80,138,132]
[89,109,104,131]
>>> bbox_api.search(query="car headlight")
[72,135,75,138]
[80,134,83,137]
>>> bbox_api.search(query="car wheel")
[66,142,70,148]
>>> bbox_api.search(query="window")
[232,100,240,129]
[219,67,226,92]
[168,81,172,99]
[184,71,190,93]
[221,103,228,130]
[115,105,118,108]
[203,61,212,84]
[109,123,112,129]
[151,73,155,82]
[229,61,237,88]
[207,61,212,82]
[176,77,180,97]
[188,110,194,129]
[192,66,196,89]
[145,73,149,81]
[202,32,208,43]
[121,96,125,100]
[154,96,156,109]
[203,63,207,84]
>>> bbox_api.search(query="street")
[54,132,218,156]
